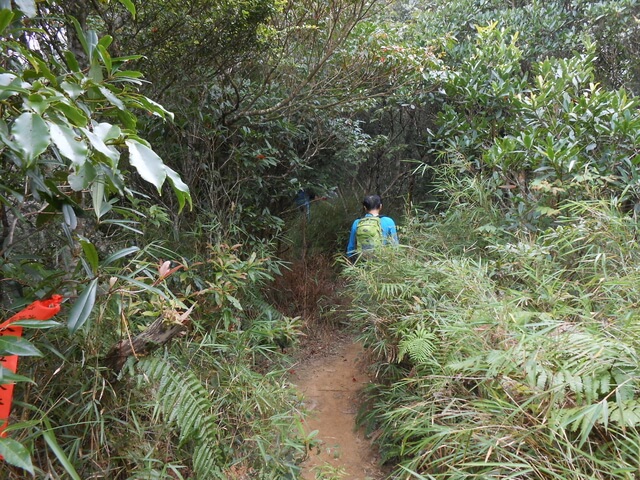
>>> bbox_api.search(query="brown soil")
[291,332,386,480]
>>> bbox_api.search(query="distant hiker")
[295,189,312,219]
[346,194,398,261]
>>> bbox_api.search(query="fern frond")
[137,357,224,479]
[608,400,640,426]
[398,326,438,366]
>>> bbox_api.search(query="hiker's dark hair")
[363,194,382,211]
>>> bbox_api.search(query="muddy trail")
[291,333,387,480]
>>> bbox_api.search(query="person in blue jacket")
[346,194,398,260]
[295,189,311,219]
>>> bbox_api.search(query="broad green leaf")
[0,336,43,356]
[0,73,17,86]
[32,57,57,84]
[98,35,113,50]
[91,176,105,218]
[94,122,121,141]
[0,9,14,34]
[15,0,35,17]
[0,437,34,474]
[118,0,136,17]
[67,173,84,192]
[88,63,103,82]
[103,246,140,266]
[166,166,192,211]
[0,75,28,101]
[54,100,89,127]
[86,29,99,63]
[70,17,89,57]
[97,198,113,218]
[25,93,47,115]
[226,295,243,311]
[98,85,124,110]
[42,418,82,480]
[96,44,112,74]
[113,70,144,79]
[79,258,92,278]
[68,162,96,191]
[63,51,80,72]
[79,237,99,274]
[67,278,98,333]
[0,74,27,88]
[0,365,35,384]
[116,109,137,130]
[60,80,83,99]
[133,95,174,120]
[11,112,50,166]
[125,139,167,190]
[47,121,88,165]
[81,126,120,163]
[62,203,77,230]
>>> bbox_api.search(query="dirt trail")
[292,336,385,480]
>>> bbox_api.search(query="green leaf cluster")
[0,13,190,216]
[424,24,640,230]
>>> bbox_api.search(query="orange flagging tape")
[0,295,63,441]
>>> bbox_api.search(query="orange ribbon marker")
[0,295,63,439]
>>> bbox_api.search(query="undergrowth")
[6,242,309,479]
[268,194,358,331]
[345,198,640,479]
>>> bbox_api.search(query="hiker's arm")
[382,217,399,245]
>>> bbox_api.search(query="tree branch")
[103,305,194,372]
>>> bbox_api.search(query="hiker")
[295,189,311,219]
[346,194,398,260]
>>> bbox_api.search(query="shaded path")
[292,337,385,479]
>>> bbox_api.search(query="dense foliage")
[347,196,640,478]
[342,1,640,479]
[0,1,304,477]
[2,0,640,477]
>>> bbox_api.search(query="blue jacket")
[346,214,398,258]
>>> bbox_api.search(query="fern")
[398,326,438,366]
[137,357,225,479]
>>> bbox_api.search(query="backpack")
[356,216,383,253]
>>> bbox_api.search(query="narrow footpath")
[292,335,386,480]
